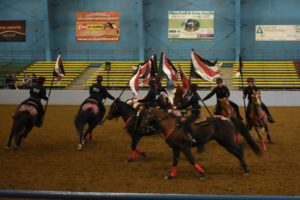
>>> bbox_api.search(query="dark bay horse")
[6,101,38,149]
[74,98,99,150]
[140,108,262,179]
[107,98,159,162]
[249,90,272,150]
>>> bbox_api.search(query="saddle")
[194,114,209,126]
[82,99,99,114]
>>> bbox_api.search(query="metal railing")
[0,189,299,200]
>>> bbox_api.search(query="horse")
[107,98,160,162]
[249,90,273,150]
[6,101,38,149]
[173,86,188,107]
[140,108,262,179]
[74,98,99,150]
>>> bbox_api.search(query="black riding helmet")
[190,83,198,92]
[148,79,157,87]
[97,75,103,83]
[216,77,223,83]
[247,77,254,83]
[37,77,45,85]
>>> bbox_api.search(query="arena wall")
[0,0,299,61]
[0,90,299,106]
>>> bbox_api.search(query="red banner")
[0,20,26,42]
[76,12,120,42]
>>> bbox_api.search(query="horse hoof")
[82,140,87,145]
[77,144,82,150]
[5,146,10,150]
[140,152,146,157]
[164,174,173,180]
[244,172,250,176]
[126,158,133,162]
[14,145,19,150]
[200,173,206,179]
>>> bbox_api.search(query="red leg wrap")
[85,133,91,141]
[20,137,25,144]
[135,149,142,154]
[129,150,136,159]
[235,134,240,144]
[194,164,204,174]
[170,166,177,177]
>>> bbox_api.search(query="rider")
[243,78,275,128]
[156,76,167,95]
[82,75,115,125]
[176,83,201,143]
[138,79,161,108]
[202,78,243,120]
[20,76,48,127]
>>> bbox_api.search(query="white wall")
[0,89,299,106]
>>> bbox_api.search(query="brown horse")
[140,108,262,179]
[6,101,38,149]
[218,97,240,143]
[74,98,99,150]
[173,86,188,107]
[249,90,273,150]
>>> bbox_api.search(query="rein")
[124,116,133,128]
[250,111,265,120]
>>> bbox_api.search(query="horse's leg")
[180,144,205,179]
[254,124,266,150]
[165,147,181,180]
[16,125,33,147]
[127,134,143,162]
[215,138,249,174]
[6,125,15,149]
[264,120,273,144]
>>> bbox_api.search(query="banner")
[0,20,26,42]
[76,11,120,42]
[256,25,300,41]
[168,11,214,41]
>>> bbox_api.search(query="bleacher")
[86,61,224,89]
[0,62,31,87]
[16,61,89,88]
[232,61,300,89]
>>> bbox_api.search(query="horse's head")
[173,86,186,107]
[107,98,122,120]
[252,90,262,105]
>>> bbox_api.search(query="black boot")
[268,115,275,123]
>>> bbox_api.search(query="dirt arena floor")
[0,105,300,196]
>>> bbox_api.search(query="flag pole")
[239,55,247,126]
[43,73,55,122]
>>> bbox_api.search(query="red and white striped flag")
[190,50,220,82]
[139,57,152,85]
[54,53,65,83]
[129,66,141,97]
[160,53,178,82]
[179,66,189,94]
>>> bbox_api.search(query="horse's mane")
[117,100,136,112]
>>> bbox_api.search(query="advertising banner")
[168,11,214,41]
[76,11,120,42]
[0,20,26,42]
[256,25,300,41]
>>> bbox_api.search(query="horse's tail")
[12,112,31,139]
[230,117,262,156]
[74,109,97,136]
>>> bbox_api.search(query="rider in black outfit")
[202,78,242,120]
[81,75,115,125]
[21,76,48,127]
[176,83,201,142]
[243,78,275,129]
[138,79,161,108]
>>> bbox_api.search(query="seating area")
[16,61,90,88]
[0,62,31,88]
[232,61,300,89]
[86,61,223,89]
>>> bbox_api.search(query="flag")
[137,56,155,85]
[129,66,141,96]
[54,53,65,83]
[236,55,243,77]
[179,66,189,94]
[190,50,220,82]
[159,53,178,82]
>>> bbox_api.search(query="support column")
[137,0,145,61]
[42,0,51,61]
[235,0,241,61]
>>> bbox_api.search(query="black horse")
[140,108,263,179]
[74,98,100,150]
[106,98,159,162]
[6,101,38,149]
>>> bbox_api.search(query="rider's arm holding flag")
[202,87,217,101]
